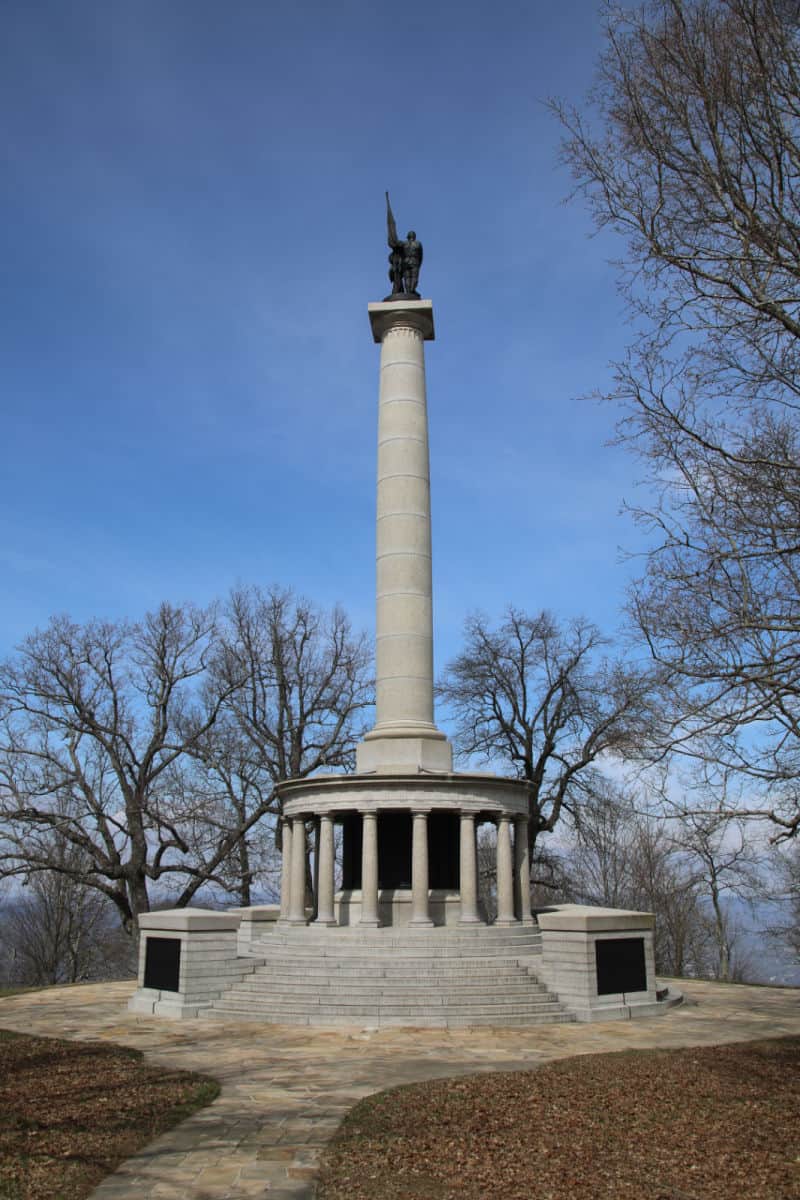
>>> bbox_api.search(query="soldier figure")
[385,193,423,298]
[399,231,422,296]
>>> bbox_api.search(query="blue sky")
[1,0,648,671]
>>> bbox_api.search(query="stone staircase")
[210,924,576,1028]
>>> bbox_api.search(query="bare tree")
[0,604,243,935]
[209,586,373,899]
[570,779,640,910]
[178,714,280,907]
[555,0,800,837]
[769,842,800,964]
[437,608,659,854]
[667,812,762,979]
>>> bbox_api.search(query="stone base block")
[355,733,453,774]
[534,904,661,1022]
[234,904,280,950]
[128,907,262,1020]
[127,987,212,1020]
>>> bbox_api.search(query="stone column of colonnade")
[287,816,307,924]
[459,812,480,923]
[514,816,534,924]
[410,811,433,925]
[278,817,293,923]
[314,815,336,926]
[356,301,452,775]
[495,815,517,925]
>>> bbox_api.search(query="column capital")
[368,299,434,343]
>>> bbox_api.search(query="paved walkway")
[1,980,798,1199]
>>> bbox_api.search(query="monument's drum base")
[335,888,470,927]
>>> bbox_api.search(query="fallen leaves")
[0,1029,219,1200]
[316,1037,800,1200]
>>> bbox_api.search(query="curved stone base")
[334,888,483,927]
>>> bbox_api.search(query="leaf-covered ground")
[317,1037,800,1200]
[0,1029,219,1200]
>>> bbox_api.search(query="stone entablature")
[278,771,531,818]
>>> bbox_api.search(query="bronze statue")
[385,192,423,299]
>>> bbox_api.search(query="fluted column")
[360,811,380,926]
[459,811,480,924]
[356,302,451,774]
[278,817,293,923]
[514,816,534,924]
[410,810,433,926]
[495,815,517,926]
[315,814,336,926]
[287,816,307,924]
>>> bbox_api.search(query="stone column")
[287,816,307,925]
[514,816,534,924]
[356,301,452,775]
[410,810,433,926]
[314,814,336,926]
[312,817,321,920]
[495,815,517,926]
[278,817,293,924]
[360,811,380,926]
[459,811,481,924]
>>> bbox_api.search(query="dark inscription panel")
[596,937,647,995]
[144,936,181,992]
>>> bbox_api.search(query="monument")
[128,202,676,1026]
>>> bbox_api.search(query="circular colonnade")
[277,773,534,930]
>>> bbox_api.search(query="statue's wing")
[385,191,399,247]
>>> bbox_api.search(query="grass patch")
[0,1029,219,1200]
[317,1037,800,1199]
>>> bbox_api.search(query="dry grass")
[0,1029,219,1200]
[317,1037,800,1200]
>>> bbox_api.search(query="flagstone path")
[1,979,798,1199]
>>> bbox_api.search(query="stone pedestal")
[535,905,659,1021]
[127,908,260,1019]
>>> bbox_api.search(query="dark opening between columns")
[339,809,461,892]
[428,812,459,889]
[341,813,362,889]
[378,812,412,887]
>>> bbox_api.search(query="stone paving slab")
[1,979,798,1199]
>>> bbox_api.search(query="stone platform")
[129,909,679,1027]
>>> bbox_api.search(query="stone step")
[244,945,544,964]
[249,954,538,969]
[211,998,563,1017]
[248,947,543,962]
[207,1008,575,1028]
[230,982,557,1002]
[260,925,541,940]
[239,969,544,985]
[240,957,539,975]
[254,931,542,949]
[215,991,564,1012]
